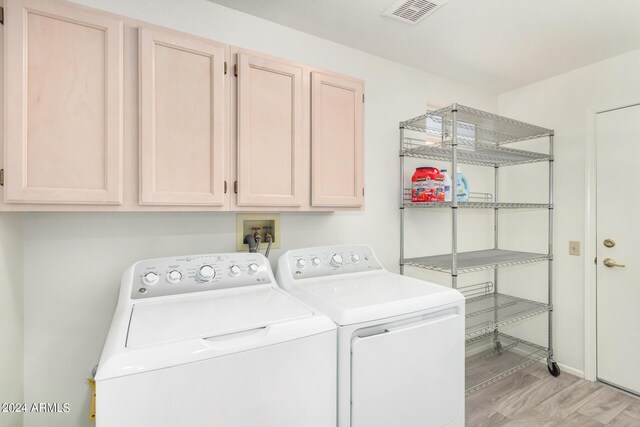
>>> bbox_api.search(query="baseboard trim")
[533,359,585,379]
[557,362,584,379]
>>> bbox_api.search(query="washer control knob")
[330,254,343,268]
[351,254,360,263]
[166,270,182,284]
[248,263,260,275]
[312,257,321,267]
[296,259,306,268]
[196,265,216,282]
[142,272,159,286]
[229,265,241,276]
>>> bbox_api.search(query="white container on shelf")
[441,169,453,202]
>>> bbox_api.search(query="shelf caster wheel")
[493,340,503,352]
[547,360,561,377]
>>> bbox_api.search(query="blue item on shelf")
[455,167,470,202]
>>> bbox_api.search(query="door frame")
[584,101,640,382]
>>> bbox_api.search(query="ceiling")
[207,0,640,93]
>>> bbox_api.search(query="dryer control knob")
[330,254,343,268]
[167,270,182,284]
[196,265,216,282]
[142,272,159,286]
[248,263,260,275]
[351,254,360,263]
[296,259,306,268]
[311,257,321,267]
[229,265,241,277]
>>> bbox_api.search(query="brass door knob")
[603,258,625,268]
[603,239,616,248]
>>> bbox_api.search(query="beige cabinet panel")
[236,52,306,207]
[4,0,123,204]
[139,28,227,206]
[311,72,364,207]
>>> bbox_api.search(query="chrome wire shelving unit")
[398,103,559,395]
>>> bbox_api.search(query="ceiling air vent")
[383,0,449,25]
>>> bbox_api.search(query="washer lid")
[289,271,463,325]
[126,286,313,348]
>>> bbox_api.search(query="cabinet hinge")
[234,181,238,193]
[224,62,227,75]
[362,187,365,196]
[234,64,238,77]
[224,180,227,193]
[0,7,4,25]
[0,169,4,186]
[362,93,365,103]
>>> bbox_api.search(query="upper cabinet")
[0,0,364,211]
[311,72,364,208]
[139,27,227,206]
[4,0,123,204]
[236,52,307,208]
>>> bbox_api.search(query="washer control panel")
[130,253,272,299]
[285,245,383,280]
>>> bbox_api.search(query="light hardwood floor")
[466,364,640,426]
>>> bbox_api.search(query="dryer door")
[350,306,464,427]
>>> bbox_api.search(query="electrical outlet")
[569,241,580,256]
[236,214,281,251]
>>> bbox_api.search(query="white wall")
[498,48,640,376]
[0,214,23,427]
[17,1,496,426]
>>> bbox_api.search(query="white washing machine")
[96,252,337,427]
[276,245,465,427]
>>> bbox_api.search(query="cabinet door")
[237,53,305,207]
[139,28,226,206]
[4,0,123,204]
[311,72,364,207]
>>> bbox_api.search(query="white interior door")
[596,103,640,395]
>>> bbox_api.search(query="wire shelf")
[401,138,551,167]
[466,294,551,338]
[465,333,550,395]
[403,249,550,274]
[402,189,549,209]
[405,201,550,209]
[401,104,553,146]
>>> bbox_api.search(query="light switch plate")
[236,213,281,251]
[569,241,580,256]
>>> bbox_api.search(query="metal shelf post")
[548,134,555,367]
[493,165,500,347]
[400,125,405,275]
[451,104,458,289]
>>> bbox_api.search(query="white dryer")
[96,252,337,427]
[276,245,465,427]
